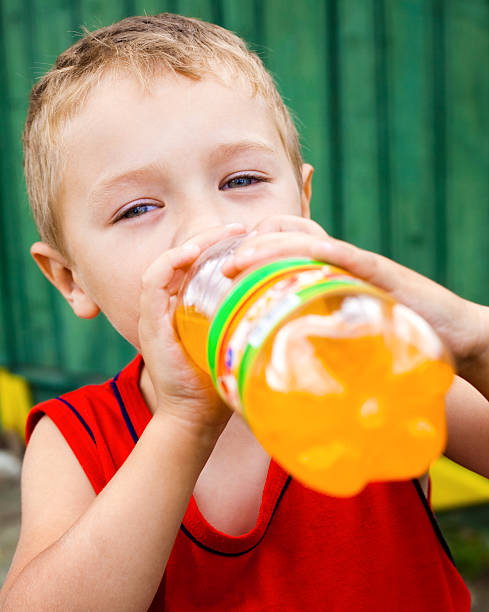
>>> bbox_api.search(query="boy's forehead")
[64,72,284,163]
[63,71,283,158]
[73,70,269,125]
[59,71,290,205]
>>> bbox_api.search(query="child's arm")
[222,216,489,474]
[1,409,220,611]
[306,236,489,400]
[444,375,489,478]
[0,225,243,611]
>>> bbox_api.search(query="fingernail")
[225,223,246,230]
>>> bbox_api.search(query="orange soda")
[175,236,454,497]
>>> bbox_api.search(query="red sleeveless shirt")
[26,356,470,611]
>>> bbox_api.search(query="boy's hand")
[138,223,247,434]
[220,215,328,277]
[221,216,488,382]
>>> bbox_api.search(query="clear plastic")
[175,235,454,496]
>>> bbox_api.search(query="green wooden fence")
[0,0,487,402]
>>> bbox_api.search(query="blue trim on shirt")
[56,397,96,445]
[180,475,292,556]
[110,379,139,443]
[412,478,455,565]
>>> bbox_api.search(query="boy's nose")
[178,203,251,242]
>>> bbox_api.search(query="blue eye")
[221,175,264,190]
[117,202,159,221]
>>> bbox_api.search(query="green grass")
[437,504,489,580]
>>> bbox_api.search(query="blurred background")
[0,0,488,603]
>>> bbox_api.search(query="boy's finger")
[253,215,328,238]
[142,223,246,293]
[225,232,408,298]
[139,244,201,338]
[141,243,201,295]
[148,223,248,296]
[221,232,333,277]
[310,238,449,308]
[310,238,402,293]
[184,223,247,254]
[140,224,246,325]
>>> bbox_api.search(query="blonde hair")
[23,13,303,253]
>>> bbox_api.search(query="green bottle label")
[207,259,371,417]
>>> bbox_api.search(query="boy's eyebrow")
[88,140,277,206]
[87,164,165,208]
[208,140,277,163]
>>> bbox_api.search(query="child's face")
[41,73,312,347]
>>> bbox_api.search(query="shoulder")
[25,355,146,493]
[24,414,96,504]
[26,379,115,450]
[1,414,96,596]
[26,355,143,442]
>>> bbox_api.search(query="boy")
[1,13,488,610]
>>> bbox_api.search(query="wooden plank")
[263,0,332,233]
[323,0,343,238]
[79,0,129,30]
[174,0,215,22]
[0,1,16,366]
[0,1,80,375]
[35,0,74,67]
[372,0,392,258]
[385,0,437,278]
[133,1,179,17]
[338,0,380,252]
[21,0,80,372]
[0,0,51,369]
[11,99,70,373]
[26,0,118,377]
[220,0,260,48]
[445,0,489,304]
[0,252,9,364]
[430,0,448,287]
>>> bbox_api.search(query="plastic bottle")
[174,235,454,497]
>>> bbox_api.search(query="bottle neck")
[174,235,247,372]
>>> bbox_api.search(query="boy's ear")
[300,163,314,218]
[30,242,100,319]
